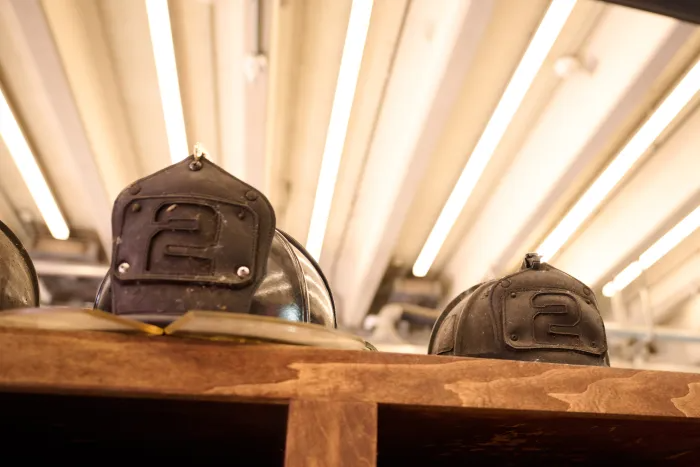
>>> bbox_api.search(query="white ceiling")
[1,0,700,360]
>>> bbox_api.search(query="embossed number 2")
[146,203,219,275]
[531,292,581,345]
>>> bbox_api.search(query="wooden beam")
[285,399,377,467]
[1,326,700,463]
[0,326,698,419]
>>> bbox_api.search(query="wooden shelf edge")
[0,327,699,420]
[286,400,377,467]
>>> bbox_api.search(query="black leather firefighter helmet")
[92,146,373,350]
[0,220,39,311]
[94,148,335,326]
[428,253,609,366]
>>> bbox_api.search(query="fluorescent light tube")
[610,261,643,293]
[0,86,69,240]
[601,281,617,298]
[412,0,577,277]
[603,205,700,297]
[639,206,700,269]
[305,0,374,260]
[538,57,700,262]
[145,0,188,163]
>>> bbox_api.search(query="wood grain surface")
[0,327,699,419]
[285,400,376,467]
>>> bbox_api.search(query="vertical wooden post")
[285,399,378,467]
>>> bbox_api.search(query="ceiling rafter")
[41,0,141,202]
[319,0,410,273]
[213,0,270,188]
[330,0,494,327]
[1,0,112,253]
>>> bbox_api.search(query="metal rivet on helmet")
[237,266,250,278]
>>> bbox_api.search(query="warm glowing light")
[602,206,700,296]
[538,58,700,261]
[413,0,577,277]
[306,0,374,260]
[145,0,188,163]
[0,86,69,240]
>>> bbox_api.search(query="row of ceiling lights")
[313,0,700,298]
[316,0,700,298]
[1,0,698,300]
[412,0,578,277]
[409,0,700,281]
[0,0,188,243]
[602,205,700,297]
[0,86,68,240]
[0,0,370,256]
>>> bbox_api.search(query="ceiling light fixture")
[412,0,577,277]
[0,86,69,240]
[145,0,188,163]
[538,57,700,262]
[603,205,700,297]
[305,0,374,260]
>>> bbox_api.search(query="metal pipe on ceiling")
[32,259,107,279]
